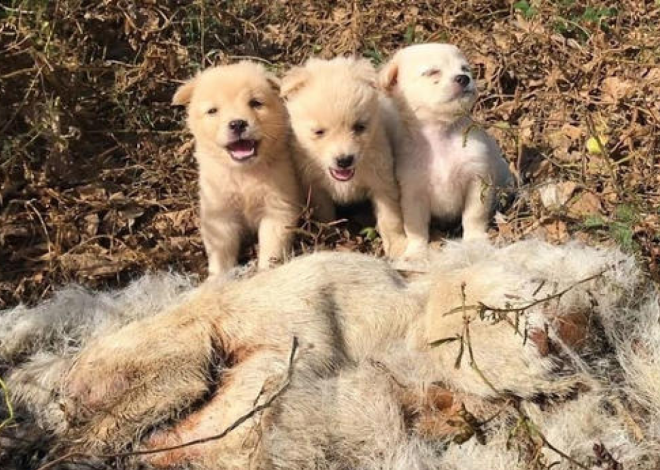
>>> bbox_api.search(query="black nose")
[336,155,355,169]
[229,119,248,133]
[454,74,470,87]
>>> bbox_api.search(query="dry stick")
[455,285,590,470]
[0,376,15,431]
[443,269,608,318]
[35,337,299,470]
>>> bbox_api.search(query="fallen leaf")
[538,181,577,210]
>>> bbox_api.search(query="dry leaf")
[538,181,578,210]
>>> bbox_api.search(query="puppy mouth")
[329,167,355,182]
[226,139,258,162]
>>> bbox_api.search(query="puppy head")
[173,61,286,167]
[379,44,476,124]
[282,57,379,183]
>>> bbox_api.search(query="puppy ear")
[265,73,281,93]
[281,66,311,100]
[172,77,198,106]
[351,58,378,89]
[378,56,399,94]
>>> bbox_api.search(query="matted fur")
[1,241,659,470]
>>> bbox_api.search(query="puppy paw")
[392,246,431,273]
[382,233,408,258]
[462,229,490,242]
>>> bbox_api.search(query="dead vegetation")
[1,0,659,307]
[1,5,660,465]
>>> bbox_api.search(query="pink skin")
[226,139,259,161]
[329,167,355,181]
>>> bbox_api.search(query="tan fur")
[380,44,513,261]
[59,239,630,469]
[282,57,406,257]
[174,61,301,275]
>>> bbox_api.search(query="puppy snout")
[454,74,471,88]
[336,155,355,169]
[228,119,248,133]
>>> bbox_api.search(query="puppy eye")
[461,65,471,74]
[249,98,264,109]
[422,69,441,77]
[352,122,367,134]
[207,107,218,115]
[313,129,326,137]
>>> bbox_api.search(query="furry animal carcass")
[1,240,659,470]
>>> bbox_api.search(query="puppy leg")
[371,185,407,258]
[202,216,243,276]
[63,301,220,450]
[143,348,290,470]
[257,209,296,270]
[461,178,491,240]
[400,185,431,260]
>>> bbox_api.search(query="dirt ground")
[1,0,659,305]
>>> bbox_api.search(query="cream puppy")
[380,44,512,258]
[281,57,406,257]
[173,62,301,275]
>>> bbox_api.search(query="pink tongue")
[332,169,354,180]
[228,140,255,159]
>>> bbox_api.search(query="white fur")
[2,240,659,470]
[380,44,513,260]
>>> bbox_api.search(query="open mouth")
[329,167,355,182]
[226,139,258,162]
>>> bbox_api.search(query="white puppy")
[172,62,301,276]
[282,57,407,257]
[380,44,513,259]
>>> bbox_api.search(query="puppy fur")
[380,44,513,258]
[173,61,301,275]
[282,57,407,256]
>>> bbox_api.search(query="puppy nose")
[454,74,470,87]
[336,155,355,169]
[229,119,248,133]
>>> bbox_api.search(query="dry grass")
[0,0,658,309]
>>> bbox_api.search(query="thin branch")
[0,376,15,431]
[449,284,591,470]
[442,269,608,318]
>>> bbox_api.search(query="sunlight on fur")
[1,240,659,470]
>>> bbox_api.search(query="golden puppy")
[380,44,513,259]
[173,62,301,275]
[281,57,406,257]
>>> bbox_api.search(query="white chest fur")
[399,122,494,220]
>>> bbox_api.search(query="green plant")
[513,1,537,19]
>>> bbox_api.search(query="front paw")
[392,242,430,272]
[462,229,489,242]
[381,233,408,258]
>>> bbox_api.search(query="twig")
[0,376,15,431]
[445,284,591,470]
[35,337,299,470]
[442,269,608,318]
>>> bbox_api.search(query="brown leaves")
[1,0,660,309]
